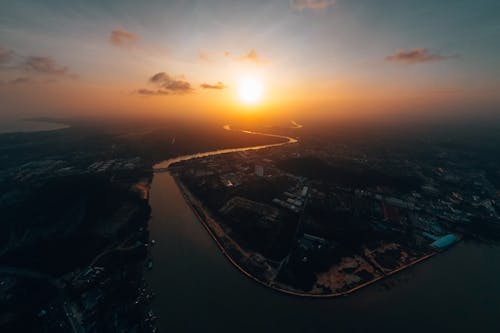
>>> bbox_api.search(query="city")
[172,127,499,295]
[1,0,500,332]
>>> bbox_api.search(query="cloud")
[8,77,33,85]
[0,77,62,87]
[0,47,13,64]
[149,72,192,93]
[110,29,139,47]
[136,88,170,96]
[200,82,226,90]
[290,0,336,10]
[0,77,30,86]
[136,72,193,96]
[198,51,211,62]
[239,49,260,62]
[225,49,267,64]
[0,46,77,81]
[385,48,456,64]
[24,56,76,77]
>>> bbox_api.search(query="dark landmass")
[277,156,422,192]
[2,116,500,329]
[174,120,500,296]
[0,118,286,332]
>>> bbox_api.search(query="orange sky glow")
[1,1,499,123]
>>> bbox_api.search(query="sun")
[238,78,263,105]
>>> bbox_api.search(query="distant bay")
[0,119,69,134]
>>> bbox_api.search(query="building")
[255,165,264,177]
[431,234,458,248]
[301,186,308,197]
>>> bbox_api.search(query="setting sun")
[238,78,263,105]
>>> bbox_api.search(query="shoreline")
[173,174,438,298]
[0,119,70,134]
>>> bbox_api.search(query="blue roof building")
[431,234,458,248]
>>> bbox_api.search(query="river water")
[145,128,500,333]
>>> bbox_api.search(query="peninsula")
[168,124,498,296]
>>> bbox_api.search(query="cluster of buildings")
[176,139,490,250]
[4,157,146,185]
[87,157,143,173]
[173,137,500,294]
[60,251,156,333]
[272,187,308,213]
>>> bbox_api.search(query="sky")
[0,0,499,122]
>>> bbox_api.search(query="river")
[145,126,500,333]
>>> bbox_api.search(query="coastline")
[172,174,438,298]
[0,119,70,134]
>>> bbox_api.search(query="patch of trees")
[277,157,422,192]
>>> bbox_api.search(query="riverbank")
[173,174,439,298]
[143,122,500,333]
